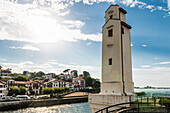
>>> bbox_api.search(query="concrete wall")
[0,97,88,111]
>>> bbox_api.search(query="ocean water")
[2,102,92,113]
[134,88,170,97]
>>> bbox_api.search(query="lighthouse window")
[108,29,113,37]
[121,27,124,34]
[110,15,113,19]
[109,58,112,65]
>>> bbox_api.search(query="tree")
[42,88,54,95]
[36,71,45,77]
[63,69,70,75]
[54,87,66,94]
[13,75,28,81]
[85,76,93,87]
[83,71,90,77]
[30,91,35,95]
[19,86,27,95]
[8,87,20,96]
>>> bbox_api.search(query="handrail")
[95,102,134,113]
[95,101,170,113]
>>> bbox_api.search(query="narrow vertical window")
[121,27,124,34]
[109,58,112,65]
[108,29,113,37]
[110,15,113,19]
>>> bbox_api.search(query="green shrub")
[8,87,20,96]
[19,86,27,95]
[42,88,54,95]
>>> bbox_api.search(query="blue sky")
[0,0,170,87]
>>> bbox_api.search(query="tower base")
[88,94,133,113]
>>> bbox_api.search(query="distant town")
[0,65,100,97]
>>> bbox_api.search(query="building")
[42,73,56,80]
[89,5,134,113]
[59,74,72,80]
[73,76,86,90]
[44,79,60,88]
[0,69,12,78]
[0,81,8,97]
[14,80,44,95]
[66,82,74,90]
[0,79,15,87]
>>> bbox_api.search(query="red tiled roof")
[0,79,13,82]
[59,74,71,77]
[73,77,84,81]
[15,81,27,84]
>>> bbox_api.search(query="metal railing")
[95,101,170,113]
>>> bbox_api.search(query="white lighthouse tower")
[89,5,134,113]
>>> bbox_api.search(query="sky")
[0,0,170,87]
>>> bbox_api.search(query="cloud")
[168,0,170,8]
[63,20,85,28]
[142,45,147,47]
[131,43,133,46]
[154,61,170,65]
[87,42,92,45]
[9,45,40,51]
[133,66,170,87]
[0,0,169,44]
[0,0,101,43]
[141,65,151,68]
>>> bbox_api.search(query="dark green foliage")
[83,71,90,77]
[8,86,27,96]
[30,90,35,95]
[63,69,70,75]
[42,88,54,94]
[13,75,28,81]
[53,87,68,94]
[8,87,20,96]
[85,76,93,87]
[19,86,27,95]
[64,87,69,91]
[159,98,170,107]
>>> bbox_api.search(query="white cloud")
[9,45,40,51]
[168,0,170,8]
[0,58,7,61]
[142,45,147,47]
[131,43,133,46]
[133,66,170,87]
[63,20,85,28]
[146,5,154,9]
[0,0,169,43]
[154,61,170,65]
[141,65,151,68]
[87,42,92,45]
[0,0,101,43]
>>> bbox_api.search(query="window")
[109,58,112,65]
[121,27,124,34]
[0,90,2,93]
[110,15,113,19]
[108,29,113,37]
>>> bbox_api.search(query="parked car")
[0,96,14,101]
[16,95,30,100]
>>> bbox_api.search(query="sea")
[2,88,170,113]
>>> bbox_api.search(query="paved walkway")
[64,92,89,97]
